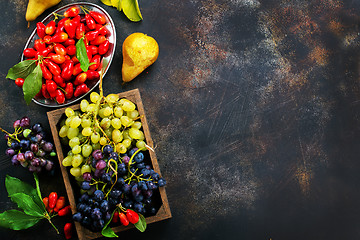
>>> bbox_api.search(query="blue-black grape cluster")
[72,145,166,232]
[3,116,56,173]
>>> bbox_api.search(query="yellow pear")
[25,0,61,22]
[122,33,159,82]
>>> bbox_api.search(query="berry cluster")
[2,117,56,173]
[72,146,166,231]
[20,6,110,104]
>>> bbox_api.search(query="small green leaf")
[121,0,143,22]
[6,60,37,80]
[22,64,42,105]
[5,175,42,208]
[101,209,118,238]
[101,0,113,6]
[76,38,91,72]
[134,214,147,232]
[9,193,44,217]
[0,210,41,230]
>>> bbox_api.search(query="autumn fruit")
[122,32,159,82]
[25,0,61,22]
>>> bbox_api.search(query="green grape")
[123,129,132,140]
[82,144,93,157]
[99,137,108,145]
[92,142,101,150]
[70,116,81,128]
[106,94,119,104]
[91,132,100,143]
[90,92,100,103]
[121,99,136,111]
[59,119,66,128]
[139,132,145,140]
[103,106,113,117]
[67,127,79,139]
[82,127,93,137]
[112,129,123,143]
[129,128,144,140]
[98,108,106,118]
[114,106,123,118]
[122,139,132,148]
[59,125,69,138]
[75,176,84,182]
[87,104,96,113]
[65,108,75,117]
[74,110,81,116]
[111,118,121,129]
[120,116,133,127]
[116,142,127,154]
[65,116,74,127]
[100,118,111,129]
[70,167,82,177]
[81,118,92,128]
[72,145,82,154]
[62,155,73,167]
[127,110,139,119]
[80,99,89,112]
[136,140,146,149]
[69,137,80,148]
[105,128,112,138]
[81,164,91,175]
[72,154,84,168]
[132,121,142,129]
[67,150,74,157]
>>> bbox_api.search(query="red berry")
[48,192,58,209]
[126,209,139,224]
[15,78,25,87]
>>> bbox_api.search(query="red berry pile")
[21,6,111,104]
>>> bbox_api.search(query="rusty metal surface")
[0,0,359,239]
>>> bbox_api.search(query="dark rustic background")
[0,0,360,239]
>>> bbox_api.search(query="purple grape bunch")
[3,116,56,173]
[72,145,166,232]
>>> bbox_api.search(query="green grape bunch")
[58,91,147,179]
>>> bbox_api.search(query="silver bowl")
[21,2,116,107]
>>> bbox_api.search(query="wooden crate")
[47,89,171,240]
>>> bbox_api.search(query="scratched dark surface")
[0,0,360,239]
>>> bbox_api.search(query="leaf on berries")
[134,213,146,232]
[0,210,41,230]
[5,175,43,208]
[6,60,37,80]
[22,64,43,105]
[101,208,118,238]
[76,37,95,72]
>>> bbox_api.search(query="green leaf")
[101,0,113,6]
[0,210,41,230]
[101,209,118,238]
[22,64,42,105]
[111,0,120,8]
[33,173,46,212]
[6,60,37,80]
[76,38,91,72]
[5,175,43,208]
[121,0,143,22]
[9,193,44,217]
[134,214,147,232]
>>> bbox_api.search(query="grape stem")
[104,159,118,199]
